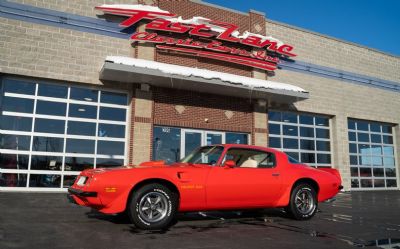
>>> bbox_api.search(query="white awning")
[99,56,309,102]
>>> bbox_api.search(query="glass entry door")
[181,130,225,158]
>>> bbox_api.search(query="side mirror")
[224,160,236,168]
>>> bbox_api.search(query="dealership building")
[0,0,399,191]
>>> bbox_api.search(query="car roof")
[207,144,284,154]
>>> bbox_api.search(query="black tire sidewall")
[129,184,178,230]
[288,183,317,220]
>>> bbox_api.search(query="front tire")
[286,183,317,220]
[128,183,178,230]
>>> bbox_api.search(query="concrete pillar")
[253,102,268,146]
[331,115,351,191]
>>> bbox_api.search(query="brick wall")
[153,87,253,133]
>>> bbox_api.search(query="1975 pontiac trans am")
[68,144,342,230]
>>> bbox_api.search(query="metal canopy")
[99,61,309,103]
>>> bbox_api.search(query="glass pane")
[285,151,299,161]
[70,87,98,102]
[69,104,97,119]
[348,120,356,130]
[383,146,394,156]
[371,134,382,143]
[350,167,358,177]
[371,157,382,166]
[315,117,329,126]
[99,107,126,121]
[370,145,382,155]
[348,132,356,141]
[373,168,384,177]
[385,168,396,177]
[100,91,127,105]
[370,123,381,132]
[360,179,373,188]
[153,127,181,163]
[300,153,315,163]
[0,134,31,151]
[317,154,331,164]
[97,141,124,155]
[34,119,65,134]
[283,138,298,149]
[66,139,95,154]
[316,128,329,139]
[0,173,27,187]
[386,179,397,188]
[350,155,358,165]
[96,158,124,168]
[359,155,371,166]
[383,157,395,167]
[36,100,66,116]
[282,113,297,123]
[359,167,372,177]
[206,133,222,145]
[185,132,201,157]
[349,143,357,153]
[269,137,281,148]
[351,178,359,188]
[316,140,330,151]
[268,111,281,121]
[0,154,29,170]
[226,133,248,145]
[300,127,314,137]
[67,121,96,136]
[38,84,68,98]
[268,123,280,135]
[357,121,369,131]
[29,174,61,188]
[32,137,64,152]
[381,125,392,134]
[300,139,314,150]
[382,135,393,144]
[373,179,385,188]
[63,175,77,188]
[65,157,94,171]
[31,156,62,171]
[2,96,34,113]
[98,123,125,138]
[357,133,369,143]
[3,79,35,95]
[358,144,370,154]
[299,115,313,125]
[283,125,298,136]
[0,115,32,131]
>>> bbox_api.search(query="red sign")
[96,5,296,72]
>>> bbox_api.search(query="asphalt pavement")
[0,191,400,249]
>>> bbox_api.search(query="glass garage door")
[268,111,332,168]
[348,119,397,189]
[0,78,129,190]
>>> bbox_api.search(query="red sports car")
[68,144,342,230]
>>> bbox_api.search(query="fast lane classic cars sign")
[96,4,296,72]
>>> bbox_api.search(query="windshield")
[180,146,224,165]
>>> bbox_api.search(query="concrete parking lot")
[0,191,399,249]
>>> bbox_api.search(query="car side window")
[225,148,276,168]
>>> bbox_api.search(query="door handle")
[272,173,280,177]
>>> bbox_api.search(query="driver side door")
[205,147,282,209]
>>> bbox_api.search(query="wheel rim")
[138,192,169,223]
[294,188,315,215]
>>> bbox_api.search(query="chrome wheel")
[294,188,316,215]
[138,192,169,223]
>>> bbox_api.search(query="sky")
[204,0,400,56]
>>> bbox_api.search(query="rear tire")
[128,183,178,230]
[286,183,317,220]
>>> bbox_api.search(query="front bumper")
[68,187,98,197]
